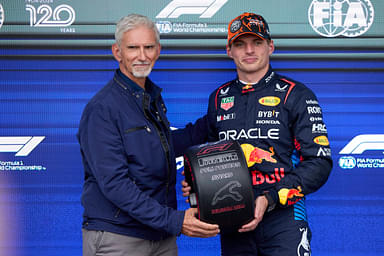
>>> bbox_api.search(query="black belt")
[184,140,254,232]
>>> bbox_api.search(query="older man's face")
[112,25,160,86]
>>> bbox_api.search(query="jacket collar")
[236,66,275,94]
[113,69,162,100]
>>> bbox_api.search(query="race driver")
[179,12,333,256]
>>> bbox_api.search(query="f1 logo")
[156,0,228,18]
[197,142,232,156]
[0,136,45,156]
[339,134,384,154]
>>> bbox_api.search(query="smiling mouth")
[133,64,151,71]
[133,61,150,66]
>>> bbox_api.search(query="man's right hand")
[181,178,191,197]
[181,171,191,203]
[181,208,220,238]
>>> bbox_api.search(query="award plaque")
[184,140,255,231]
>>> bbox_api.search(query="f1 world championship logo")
[156,0,228,18]
[308,0,374,37]
[339,134,384,154]
[339,134,384,169]
[0,136,45,156]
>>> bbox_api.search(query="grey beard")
[132,67,152,78]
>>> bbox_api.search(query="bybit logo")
[0,136,45,156]
[156,0,228,18]
[308,0,374,37]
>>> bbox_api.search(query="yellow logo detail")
[259,96,280,106]
[314,136,329,146]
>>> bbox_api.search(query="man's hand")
[181,171,191,201]
[181,180,191,197]
[181,208,220,238]
[238,195,268,233]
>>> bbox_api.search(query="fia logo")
[308,0,374,37]
[26,4,75,27]
[339,156,356,169]
[156,21,172,33]
[156,0,228,19]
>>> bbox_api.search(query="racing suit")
[205,66,333,256]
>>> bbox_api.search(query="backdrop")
[0,0,383,255]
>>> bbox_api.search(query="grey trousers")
[82,229,178,256]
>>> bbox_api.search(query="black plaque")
[184,140,255,231]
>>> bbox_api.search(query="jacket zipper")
[142,94,171,205]
[125,125,150,134]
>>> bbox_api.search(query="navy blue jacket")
[77,70,184,241]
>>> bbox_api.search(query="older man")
[77,14,219,256]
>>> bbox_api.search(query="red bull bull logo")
[241,84,255,93]
[278,186,304,206]
[241,144,277,167]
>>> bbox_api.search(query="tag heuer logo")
[221,96,234,111]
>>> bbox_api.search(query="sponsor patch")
[221,96,234,111]
[217,113,236,122]
[314,135,329,146]
[241,144,277,167]
[275,83,288,92]
[220,87,230,96]
[259,96,280,106]
[312,123,327,133]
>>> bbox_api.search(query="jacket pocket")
[125,125,151,134]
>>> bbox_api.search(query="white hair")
[115,14,160,46]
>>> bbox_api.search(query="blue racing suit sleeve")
[79,103,185,236]
[271,86,333,207]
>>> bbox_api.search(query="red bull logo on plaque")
[241,144,277,167]
[220,96,234,111]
